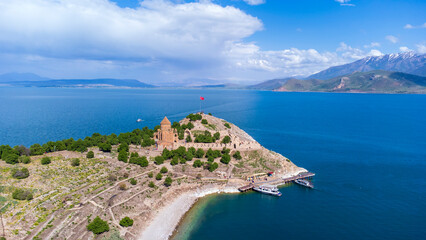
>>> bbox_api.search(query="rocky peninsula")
[0,113,306,240]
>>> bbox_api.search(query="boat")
[136,119,143,122]
[253,184,282,196]
[294,179,314,188]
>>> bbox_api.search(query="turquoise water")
[0,88,425,239]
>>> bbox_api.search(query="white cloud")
[368,49,383,56]
[404,23,426,29]
[335,0,355,6]
[385,35,399,43]
[243,0,266,5]
[417,43,426,54]
[399,46,412,52]
[364,42,381,48]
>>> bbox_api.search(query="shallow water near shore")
[1,88,425,240]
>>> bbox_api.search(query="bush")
[195,148,205,158]
[71,158,80,166]
[201,119,208,124]
[233,151,242,160]
[108,174,117,181]
[220,154,231,164]
[194,131,214,143]
[148,181,155,188]
[86,151,95,158]
[160,167,168,174]
[155,173,163,180]
[5,153,19,164]
[208,162,219,172]
[119,217,134,227]
[0,237,6,240]
[118,150,128,163]
[186,135,192,142]
[186,113,202,121]
[221,136,231,144]
[186,122,195,130]
[193,159,202,168]
[18,155,31,164]
[129,156,148,167]
[119,183,127,190]
[11,167,30,179]
[154,156,164,165]
[148,172,153,178]
[12,189,33,201]
[164,177,172,187]
[224,123,231,129]
[30,143,44,156]
[170,156,179,166]
[162,148,172,159]
[129,178,137,185]
[41,157,51,165]
[221,148,230,155]
[213,132,220,141]
[207,156,214,162]
[87,216,109,235]
[98,142,112,152]
[117,143,129,153]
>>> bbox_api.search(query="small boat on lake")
[136,119,143,122]
[253,185,282,197]
[294,179,314,188]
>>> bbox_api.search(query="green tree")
[221,148,230,155]
[193,159,202,168]
[185,151,193,161]
[12,189,33,200]
[148,181,155,188]
[164,176,172,187]
[156,173,163,180]
[221,136,231,144]
[186,135,192,142]
[201,119,208,124]
[224,123,231,129]
[208,162,219,172]
[87,216,110,235]
[119,217,134,227]
[129,178,137,185]
[118,143,129,153]
[154,156,164,165]
[162,148,172,159]
[18,155,31,164]
[4,154,19,164]
[71,158,80,166]
[99,142,112,152]
[233,151,242,160]
[220,154,231,164]
[30,143,44,156]
[160,167,168,173]
[195,148,205,158]
[41,157,51,165]
[11,167,30,179]
[186,122,195,130]
[118,150,128,163]
[148,172,153,178]
[170,156,179,165]
[213,132,220,141]
[86,151,95,158]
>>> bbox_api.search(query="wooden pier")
[238,172,315,192]
[238,183,254,192]
[282,172,315,183]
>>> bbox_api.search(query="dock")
[282,172,315,183]
[238,183,254,192]
[238,172,315,192]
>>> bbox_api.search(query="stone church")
[154,116,178,149]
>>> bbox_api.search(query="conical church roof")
[160,116,171,125]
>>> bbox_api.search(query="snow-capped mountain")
[308,52,426,80]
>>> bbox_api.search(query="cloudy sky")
[0,0,425,85]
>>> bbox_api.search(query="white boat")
[294,179,314,188]
[136,119,143,122]
[253,184,282,197]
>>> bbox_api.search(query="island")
[0,113,310,240]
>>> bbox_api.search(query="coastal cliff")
[0,114,305,240]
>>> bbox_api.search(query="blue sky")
[0,0,425,84]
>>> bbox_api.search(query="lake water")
[1,88,425,240]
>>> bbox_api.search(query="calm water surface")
[0,88,425,240]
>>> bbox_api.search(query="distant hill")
[275,70,426,93]
[0,73,155,88]
[246,77,295,90]
[308,52,426,80]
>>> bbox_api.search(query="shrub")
[117,143,129,153]
[186,135,192,142]
[86,151,95,158]
[233,151,242,160]
[18,155,31,164]
[118,150,128,163]
[208,113,212,116]
[195,148,205,158]
[185,152,193,161]
[12,189,33,201]
[193,160,202,168]
[5,154,19,164]
[207,156,214,162]
[186,122,195,130]
[87,216,109,235]
[160,167,168,174]
[194,131,214,143]
[220,154,231,164]
[224,123,231,129]
[129,156,149,167]
[155,173,163,180]
[148,181,155,188]
[221,136,231,144]
[170,156,179,166]
[41,157,51,165]
[11,167,30,179]
[98,143,112,152]
[154,156,164,165]
[108,174,117,181]
[71,158,80,166]
[186,113,202,121]
[208,162,219,172]
[162,148,172,159]
[30,143,44,156]
[119,217,134,227]
[221,148,230,155]
[164,177,172,187]
[213,132,220,141]
[201,119,208,124]
[0,237,6,240]
[148,172,153,178]
[129,178,137,185]
[119,183,127,190]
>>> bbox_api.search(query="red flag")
[200,96,205,100]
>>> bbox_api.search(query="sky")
[0,0,425,85]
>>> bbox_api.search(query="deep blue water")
[1,88,425,240]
